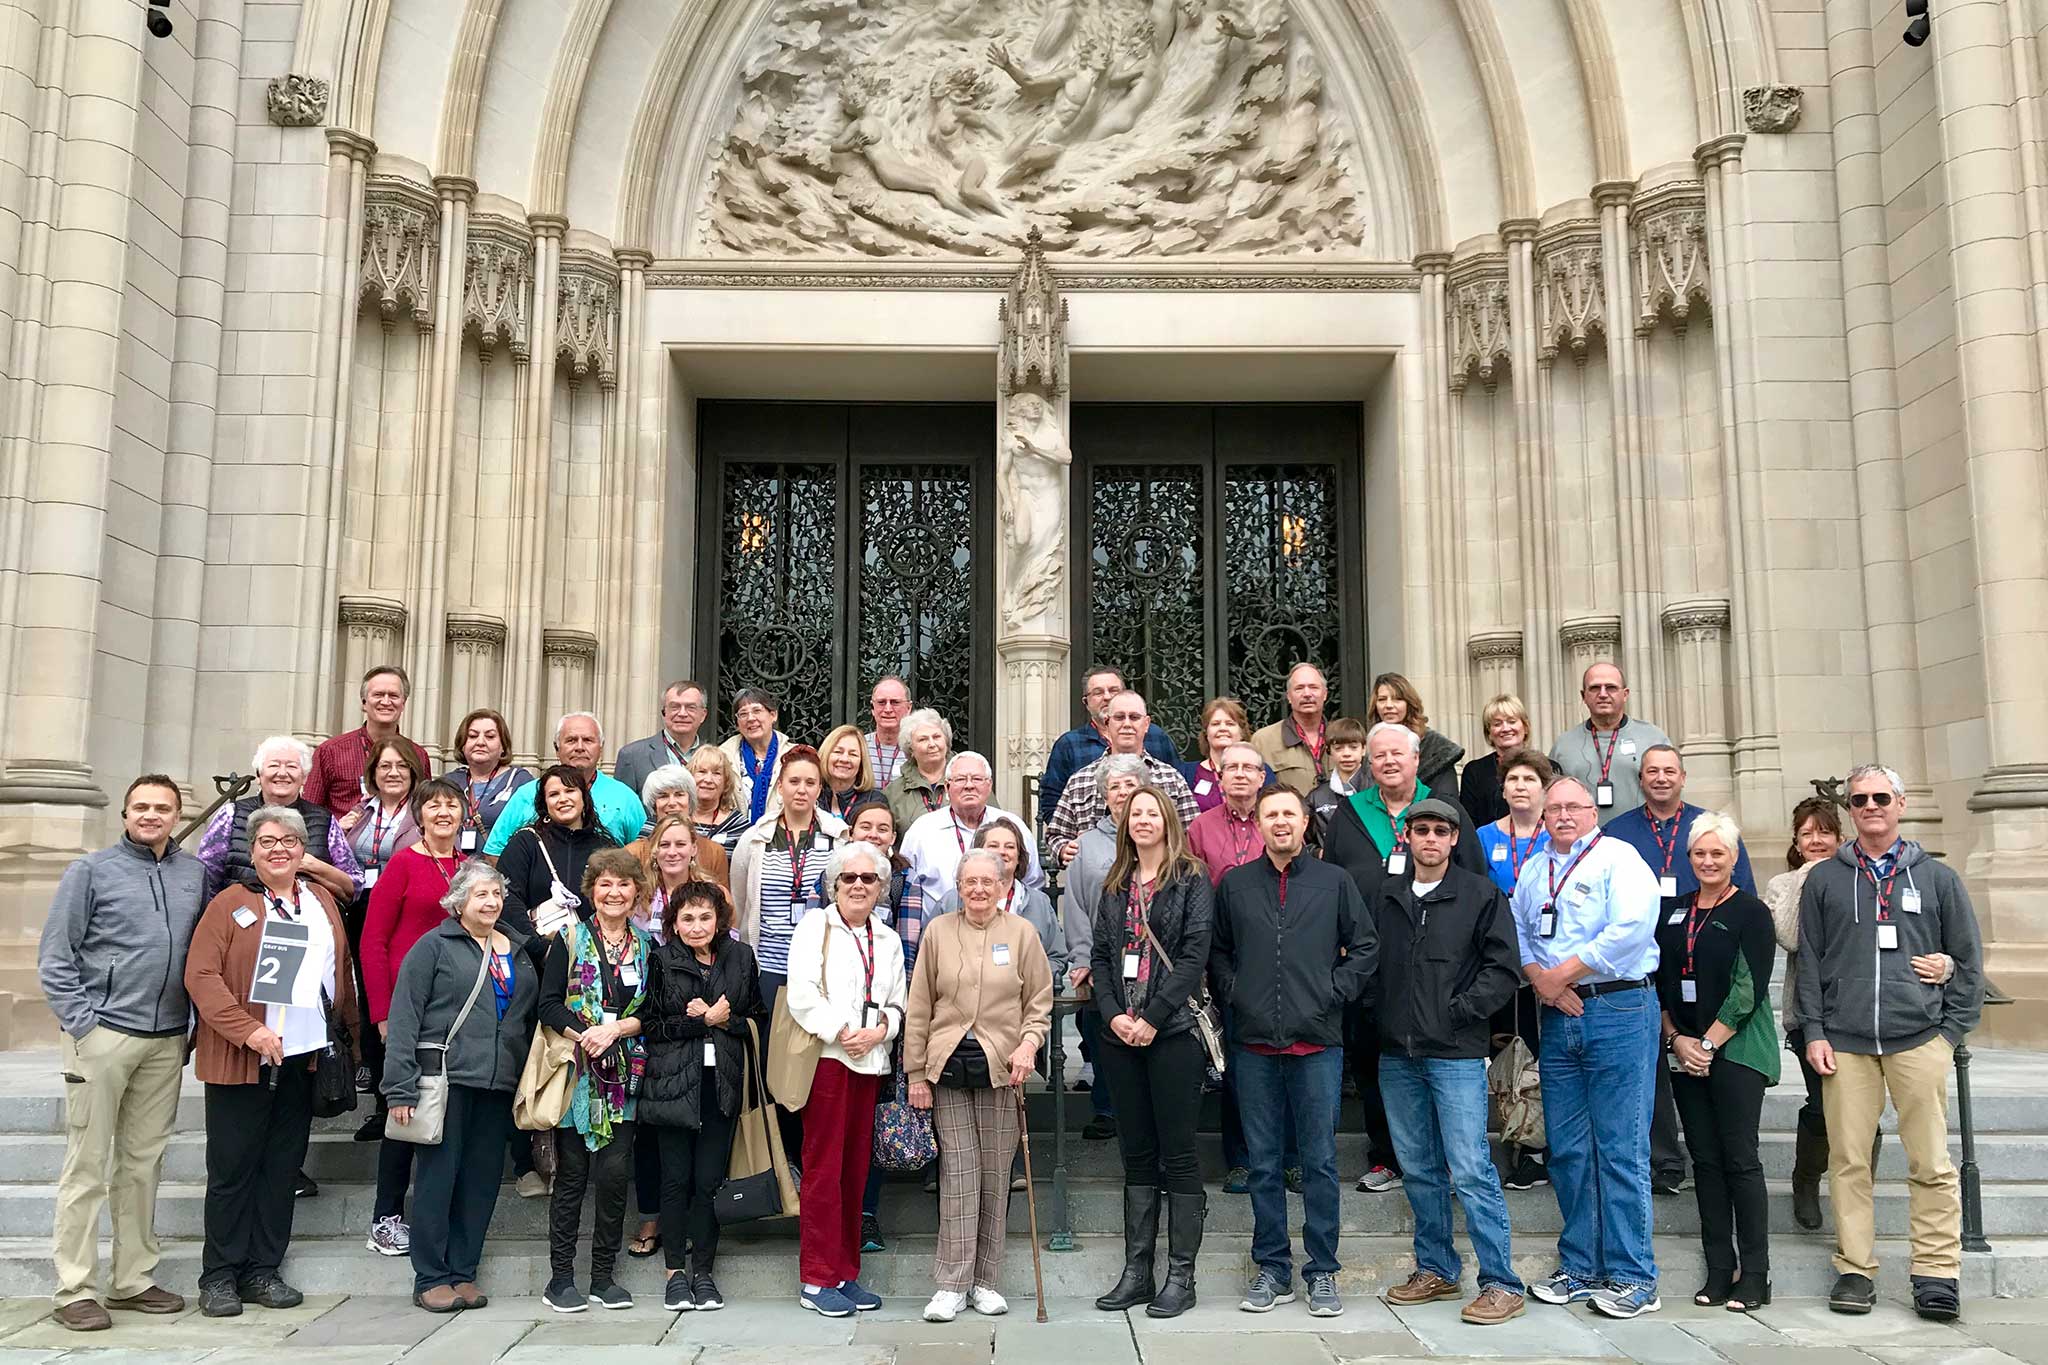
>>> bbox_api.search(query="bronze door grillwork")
[697,404,995,756]
[1072,405,1363,755]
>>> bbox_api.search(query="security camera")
[146,0,172,39]
[1904,0,1931,47]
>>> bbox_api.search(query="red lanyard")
[1855,846,1900,921]
[1002,883,1017,915]
[1301,721,1327,779]
[263,884,300,921]
[1588,720,1624,784]
[1124,876,1152,948]
[1507,830,1538,881]
[1546,833,1604,904]
[950,814,974,857]
[1647,812,1682,877]
[369,801,395,861]
[786,823,814,915]
[919,784,942,812]
[1684,888,1730,976]
[843,913,877,1007]
[425,849,459,888]
[1227,809,1256,866]
[874,741,901,788]
[1277,863,1289,913]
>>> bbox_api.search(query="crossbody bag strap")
[529,826,566,889]
[424,941,494,1058]
[1140,902,1211,1007]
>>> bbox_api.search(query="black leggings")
[550,1123,635,1284]
[656,1108,736,1274]
[1096,1026,1204,1196]
[1673,1063,1770,1279]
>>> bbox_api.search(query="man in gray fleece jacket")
[1796,764,1983,1324]
[36,775,209,1331]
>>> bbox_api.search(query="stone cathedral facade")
[1,0,2046,1042]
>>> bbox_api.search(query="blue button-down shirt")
[1510,831,1663,983]
[1603,802,1756,901]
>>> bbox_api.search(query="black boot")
[1791,1126,1827,1231]
[1146,1191,1204,1318]
[1096,1186,1160,1311]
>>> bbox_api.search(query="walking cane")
[1015,1086,1049,1322]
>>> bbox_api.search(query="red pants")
[799,1059,881,1287]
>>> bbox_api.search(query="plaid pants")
[931,1081,1022,1294]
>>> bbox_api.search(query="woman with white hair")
[785,840,908,1319]
[905,846,1053,1323]
[884,708,953,834]
[381,860,539,1311]
[1655,810,1779,1314]
[196,735,362,902]
[629,767,731,890]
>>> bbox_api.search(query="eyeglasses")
[1547,802,1596,815]
[1408,823,1455,837]
[837,872,882,886]
[1848,791,1895,808]
[254,835,304,851]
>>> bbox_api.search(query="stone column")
[994,233,1071,812]
[1467,631,1523,706]
[338,597,408,701]
[1502,220,1540,739]
[1559,615,1622,684]
[1410,254,1452,714]
[1661,599,1735,811]
[1933,0,2048,1028]
[444,614,507,734]
[1594,180,1655,706]
[507,218,565,769]
[542,630,599,724]
[1821,0,1941,840]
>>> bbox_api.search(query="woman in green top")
[1656,810,1779,1316]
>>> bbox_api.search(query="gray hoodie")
[1793,840,1983,1056]
[1063,817,1117,971]
[38,836,209,1039]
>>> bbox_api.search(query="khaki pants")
[53,1028,187,1305]
[1821,1036,1961,1280]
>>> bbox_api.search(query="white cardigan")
[784,905,907,1076]
[729,808,849,953]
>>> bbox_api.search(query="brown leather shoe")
[413,1286,463,1314]
[107,1285,186,1314]
[453,1282,487,1309]
[1385,1270,1462,1306]
[54,1300,112,1332]
[1461,1285,1527,1325]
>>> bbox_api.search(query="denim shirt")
[1509,831,1663,983]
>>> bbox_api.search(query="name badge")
[620,961,641,989]
[362,866,381,889]
[1596,783,1615,808]
[1194,779,1213,796]
[1681,979,1698,1003]
[1122,952,1140,980]
[1386,852,1408,876]
[1619,740,1637,756]
[460,828,479,852]
[704,1041,717,1067]
[1659,876,1678,898]
[1901,888,1922,915]
[812,833,830,852]
[1491,844,1507,862]
[1666,910,1685,926]
[232,906,259,929]
[992,942,1012,967]
[1877,923,1899,951]
[1539,907,1557,939]
[601,1010,618,1026]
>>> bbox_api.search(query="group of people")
[38,656,1984,1333]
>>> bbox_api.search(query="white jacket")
[785,905,907,1075]
[729,809,848,952]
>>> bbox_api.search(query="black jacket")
[381,919,541,1108]
[1210,853,1375,1049]
[1458,752,1507,828]
[497,821,617,940]
[1089,866,1214,1036]
[1321,786,1488,910]
[1372,864,1520,1059]
[639,936,761,1130]
[1655,888,1775,1040]
[1417,729,1464,802]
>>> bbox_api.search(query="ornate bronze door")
[696,403,996,753]
[1071,405,1365,754]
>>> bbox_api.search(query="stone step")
[0,1231,2038,1301]
[6,1124,2034,1187]
[11,1175,2045,1242]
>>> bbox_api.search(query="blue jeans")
[1222,1009,1298,1169]
[1379,1054,1522,1293]
[1233,1046,1343,1284]
[1539,988,1661,1289]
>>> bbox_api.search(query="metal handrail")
[172,772,254,846]
[1959,974,2011,1254]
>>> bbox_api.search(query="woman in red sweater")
[360,777,469,1257]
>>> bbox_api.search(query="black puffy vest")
[224,796,335,891]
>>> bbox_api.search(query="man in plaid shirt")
[1042,691,1199,865]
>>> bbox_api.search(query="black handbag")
[937,1039,994,1090]
[711,1167,783,1225]
[311,988,358,1119]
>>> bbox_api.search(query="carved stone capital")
[267,73,330,127]
[1446,260,1512,392]
[542,629,600,665]
[1467,630,1525,663]
[1412,251,1454,276]
[1694,134,1746,171]
[1499,218,1540,247]
[360,179,440,328]
[1631,183,1711,335]
[1559,614,1623,653]
[528,214,570,241]
[339,595,408,638]
[1535,223,1605,365]
[465,218,534,360]
[433,174,479,205]
[445,613,508,653]
[615,249,654,271]
[1742,85,1802,134]
[1592,180,1637,210]
[1661,597,1731,638]
[556,252,621,389]
[327,128,375,162]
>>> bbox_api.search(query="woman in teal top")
[535,847,652,1315]
[1655,810,1779,1317]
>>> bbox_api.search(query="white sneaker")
[366,1215,408,1256]
[969,1285,1009,1316]
[924,1289,967,1323]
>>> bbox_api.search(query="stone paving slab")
[987,1315,1140,1365]
[1391,1299,1622,1358]
[1959,1326,2048,1365]
[1135,1331,1340,1365]
[1576,1318,1726,1365]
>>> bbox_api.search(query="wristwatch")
[1698,1036,1719,1055]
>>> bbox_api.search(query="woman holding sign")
[382,860,539,1311]
[183,806,358,1319]
[535,848,653,1314]
[498,765,619,962]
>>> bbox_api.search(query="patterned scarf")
[565,920,649,1149]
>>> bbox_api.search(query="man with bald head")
[900,750,1044,908]
[1252,663,1337,795]
[1548,663,1672,825]
[1041,690,1197,866]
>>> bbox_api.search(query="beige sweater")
[904,909,1053,1087]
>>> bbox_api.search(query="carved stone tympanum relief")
[702,0,1366,258]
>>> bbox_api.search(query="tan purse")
[725,1018,800,1218]
[514,1023,579,1132]
[765,926,831,1110]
